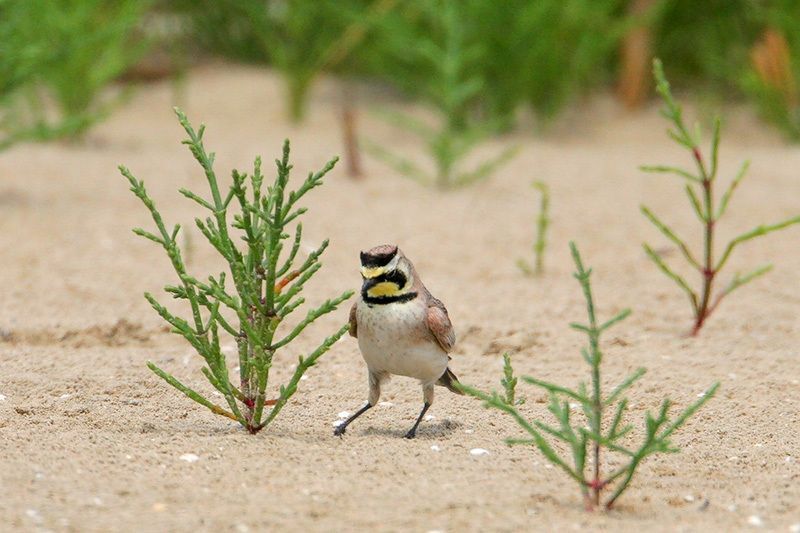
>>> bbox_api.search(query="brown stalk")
[616,0,657,109]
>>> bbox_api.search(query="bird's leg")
[404,384,434,439]
[334,370,382,437]
[404,402,430,439]
[334,402,372,436]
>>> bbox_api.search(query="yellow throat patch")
[366,281,402,298]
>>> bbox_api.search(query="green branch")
[147,362,241,424]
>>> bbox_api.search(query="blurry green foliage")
[0,0,151,148]
[163,0,800,140]
[650,0,761,89]
[0,1,42,99]
[170,0,629,129]
[648,0,800,139]
[364,0,518,188]
[4,0,800,148]
[356,0,628,128]
[740,1,800,139]
[359,0,625,186]
[469,0,628,125]
[172,0,375,122]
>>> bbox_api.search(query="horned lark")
[334,244,462,439]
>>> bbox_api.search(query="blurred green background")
[2,0,799,151]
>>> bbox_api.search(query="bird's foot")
[403,429,417,439]
[332,402,373,438]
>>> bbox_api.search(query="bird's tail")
[437,367,464,395]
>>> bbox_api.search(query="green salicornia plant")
[173,0,392,123]
[459,243,718,510]
[120,108,353,434]
[499,353,524,407]
[471,0,629,125]
[642,59,800,335]
[1,0,152,147]
[357,0,630,130]
[364,0,517,189]
[517,181,550,276]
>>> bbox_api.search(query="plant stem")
[341,93,362,179]
[604,458,640,509]
[287,73,312,123]
[533,181,550,275]
[693,147,715,336]
[571,243,603,505]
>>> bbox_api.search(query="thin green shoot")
[517,181,550,276]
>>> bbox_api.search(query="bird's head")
[359,244,415,302]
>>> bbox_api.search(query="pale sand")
[1,64,798,532]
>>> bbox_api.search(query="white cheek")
[386,255,400,271]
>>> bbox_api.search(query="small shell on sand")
[470,448,489,457]
[179,453,200,463]
[747,515,763,527]
[0,394,6,402]
[430,445,441,452]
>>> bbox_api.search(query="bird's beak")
[361,276,380,292]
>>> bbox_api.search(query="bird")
[334,244,462,439]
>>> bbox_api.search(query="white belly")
[357,299,448,384]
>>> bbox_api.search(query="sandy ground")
[1,64,799,532]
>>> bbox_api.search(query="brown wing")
[426,297,456,353]
[349,301,358,338]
